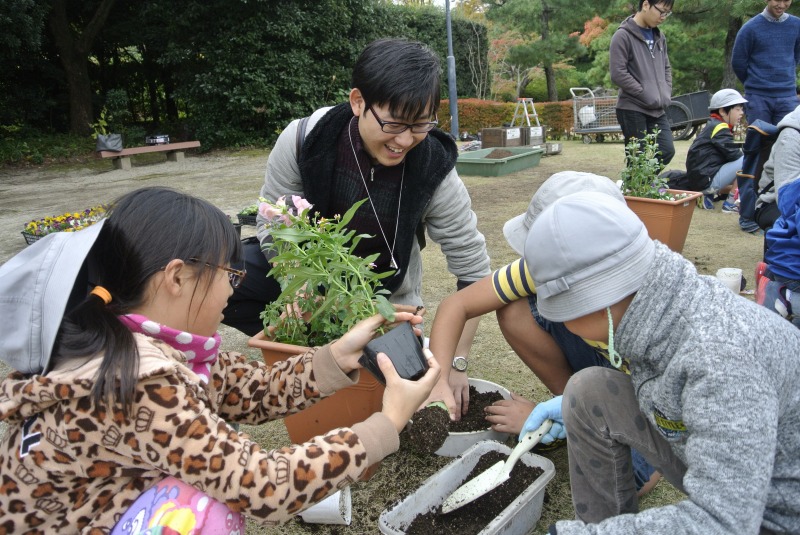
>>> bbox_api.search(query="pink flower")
[258,202,281,220]
[292,195,313,213]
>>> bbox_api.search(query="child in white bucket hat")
[520,191,800,534]
[423,171,660,494]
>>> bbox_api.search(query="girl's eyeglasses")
[188,258,246,288]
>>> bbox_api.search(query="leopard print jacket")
[0,334,398,533]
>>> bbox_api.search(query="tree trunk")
[48,0,117,135]
[541,3,558,102]
[722,16,742,89]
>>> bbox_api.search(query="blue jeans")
[709,156,744,192]
[744,94,799,126]
[528,296,656,488]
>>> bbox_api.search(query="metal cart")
[570,87,711,143]
[570,87,621,144]
[666,90,710,140]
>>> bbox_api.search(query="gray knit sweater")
[555,244,800,534]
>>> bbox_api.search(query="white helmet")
[709,88,747,111]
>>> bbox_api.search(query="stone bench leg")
[113,156,132,170]
[167,151,185,163]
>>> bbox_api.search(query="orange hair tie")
[90,286,112,305]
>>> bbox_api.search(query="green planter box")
[456,146,544,177]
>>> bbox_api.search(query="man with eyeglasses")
[732,0,800,235]
[610,0,676,167]
[223,38,491,365]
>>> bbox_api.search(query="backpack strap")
[295,116,310,165]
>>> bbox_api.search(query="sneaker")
[721,201,739,213]
[698,193,715,210]
[740,220,764,235]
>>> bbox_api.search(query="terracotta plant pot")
[248,331,385,478]
[624,189,702,254]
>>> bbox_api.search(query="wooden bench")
[97,141,201,170]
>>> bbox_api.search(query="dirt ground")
[0,139,763,533]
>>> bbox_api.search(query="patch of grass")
[0,127,94,167]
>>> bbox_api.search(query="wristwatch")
[452,356,468,372]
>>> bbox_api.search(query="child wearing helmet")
[684,88,748,211]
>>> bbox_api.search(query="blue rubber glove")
[519,395,566,444]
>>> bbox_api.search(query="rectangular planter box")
[524,125,546,146]
[481,127,524,148]
[379,441,556,535]
[457,147,544,177]
[625,189,703,254]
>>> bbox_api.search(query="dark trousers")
[222,238,281,336]
[616,109,675,167]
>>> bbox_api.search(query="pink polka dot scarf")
[118,313,221,384]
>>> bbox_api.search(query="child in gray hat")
[521,191,800,534]
[424,171,659,494]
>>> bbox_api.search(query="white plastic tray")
[435,378,511,457]
[379,440,556,535]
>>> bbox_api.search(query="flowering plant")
[23,205,108,237]
[619,129,688,201]
[238,204,258,216]
[259,195,396,347]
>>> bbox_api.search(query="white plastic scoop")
[441,419,553,514]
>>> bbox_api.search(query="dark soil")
[401,387,505,455]
[404,450,545,534]
[404,404,451,454]
[449,386,505,432]
[485,149,515,159]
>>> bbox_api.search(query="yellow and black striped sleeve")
[491,258,537,304]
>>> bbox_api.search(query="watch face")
[452,356,467,372]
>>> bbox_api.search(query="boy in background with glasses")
[224,38,490,367]
[610,0,676,167]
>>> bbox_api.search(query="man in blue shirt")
[732,0,800,234]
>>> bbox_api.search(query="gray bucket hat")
[503,171,623,255]
[708,88,747,112]
[0,220,105,374]
[524,191,655,322]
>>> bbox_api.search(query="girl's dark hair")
[53,187,242,413]
[352,38,441,121]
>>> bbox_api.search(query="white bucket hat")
[503,171,623,255]
[0,220,105,374]
[524,192,655,322]
[708,88,747,112]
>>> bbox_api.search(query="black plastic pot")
[359,321,427,384]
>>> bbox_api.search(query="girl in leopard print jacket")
[0,187,439,533]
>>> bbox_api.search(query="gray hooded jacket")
[610,16,673,118]
[756,104,800,209]
[555,244,800,535]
